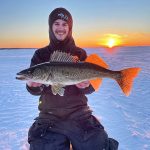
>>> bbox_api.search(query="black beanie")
[48,7,73,30]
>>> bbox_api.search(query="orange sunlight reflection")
[103,46,121,54]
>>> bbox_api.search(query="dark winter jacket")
[26,7,95,120]
[26,45,95,119]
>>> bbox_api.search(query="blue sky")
[0,0,150,47]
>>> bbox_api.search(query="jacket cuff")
[26,84,44,96]
[78,84,95,95]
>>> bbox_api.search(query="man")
[27,7,118,150]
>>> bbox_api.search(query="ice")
[0,47,150,150]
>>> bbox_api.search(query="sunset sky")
[0,0,150,48]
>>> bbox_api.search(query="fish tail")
[116,68,141,96]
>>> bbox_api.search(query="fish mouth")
[16,72,27,80]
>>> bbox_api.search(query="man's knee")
[28,120,70,150]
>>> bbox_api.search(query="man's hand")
[27,81,42,87]
[76,81,90,89]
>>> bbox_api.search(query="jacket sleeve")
[26,50,45,96]
[26,84,45,96]
[78,84,95,95]
[76,48,95,95]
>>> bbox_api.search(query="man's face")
[52,19,69,41]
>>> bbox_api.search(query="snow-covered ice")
[0,47,150,150]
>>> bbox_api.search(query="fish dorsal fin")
[85,54,109,91]
[50,51,79,62]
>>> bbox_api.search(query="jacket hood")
[48,7,75,50]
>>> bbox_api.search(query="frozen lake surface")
[0,47,150,150]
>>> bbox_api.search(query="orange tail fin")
[85,54,109,91]
[117,68,141,96]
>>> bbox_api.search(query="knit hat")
[48,7,73,30]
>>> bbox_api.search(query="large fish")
[16,51,141,96]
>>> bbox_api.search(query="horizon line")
[0,45,150,50]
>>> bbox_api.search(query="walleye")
[16,51,141,96]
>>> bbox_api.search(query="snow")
[0,47,150,150]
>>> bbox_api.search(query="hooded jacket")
[26,8,95,119]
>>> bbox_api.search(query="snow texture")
[0,47,150,150]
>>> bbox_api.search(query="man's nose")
[58,25,64,30]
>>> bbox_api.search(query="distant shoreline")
[0,46,150,50]
[0,48,36,50]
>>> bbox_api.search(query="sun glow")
[107,38,115,48]
[99,34,122,48]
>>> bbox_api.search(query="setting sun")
[99,34,122,48]
[107,38,115,48]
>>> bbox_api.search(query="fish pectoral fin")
[51,84,65,96]
[90,78,102,91]
[85,54,109,69]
